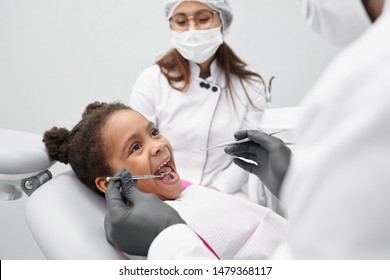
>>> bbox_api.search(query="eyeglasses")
[170,9,219,31]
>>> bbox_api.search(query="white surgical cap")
[298,0,371,46]
[164,0,233,31]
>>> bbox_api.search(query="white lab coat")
[148,2,390,260]
[130,60,266,194]
[280,1,390,259]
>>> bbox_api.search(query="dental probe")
[201,129,287,151]
[200,138,252,151]
[106,167,172,182]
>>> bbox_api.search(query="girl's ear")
[95,177,109,193]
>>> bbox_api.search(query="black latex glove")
[224,130,292,198]
[104,168,186,256]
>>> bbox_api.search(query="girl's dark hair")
[156,42,265,108]
[42,101,130,195]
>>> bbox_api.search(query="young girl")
[43,101,285,259]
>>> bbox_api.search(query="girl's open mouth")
[154,160,179,184]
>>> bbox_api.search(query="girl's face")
[96,109,182,200]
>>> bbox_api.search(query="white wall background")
[0,0,340,259]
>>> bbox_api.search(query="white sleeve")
[129,66,160,124]
[147,224,218,260]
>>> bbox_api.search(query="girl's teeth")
[159,160,169,170]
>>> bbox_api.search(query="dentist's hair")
[157,43,265,110]
[43,101,131,195]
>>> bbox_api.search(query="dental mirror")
[106,167,172,182]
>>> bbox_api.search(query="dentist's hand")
[224,130,291,198]
[104,168,186,256]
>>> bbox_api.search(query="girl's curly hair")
[43,101,131,195]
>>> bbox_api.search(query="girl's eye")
[151,128,160,137]
[130,144,142,154]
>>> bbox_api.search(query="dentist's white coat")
[281,1,390,259]
[147,2,390,260]
[130,60,265,194]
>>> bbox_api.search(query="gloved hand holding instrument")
[104,168,185,256]
[224,130,292,198]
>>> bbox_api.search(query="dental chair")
[26,170,132,259]
[0,128,132,259]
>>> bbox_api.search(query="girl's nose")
[151,141,166,155]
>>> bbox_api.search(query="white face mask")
[298,0,372,46]
[171,26,223,64]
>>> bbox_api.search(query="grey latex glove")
[104,168,186,256]
[224,130,291,198]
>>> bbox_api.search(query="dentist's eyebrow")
[121,122,156,155]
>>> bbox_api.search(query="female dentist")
[129,0,267,197]
[105,0,390,259]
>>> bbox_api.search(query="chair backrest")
[25,170,131,259]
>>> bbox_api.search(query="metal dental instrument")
[201,129,287,151]
[106,167,172,182]
[200,138,252,151]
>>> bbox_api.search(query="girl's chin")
[156,172,182,199]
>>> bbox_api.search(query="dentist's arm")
[224,130,291,198]
[104,168,186,257]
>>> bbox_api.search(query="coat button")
[200,82,206,88]
[205,83,210,89]
[212,86,218,92]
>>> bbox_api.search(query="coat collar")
[189,60,220,83]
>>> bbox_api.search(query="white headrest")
[0,128,55,180]
[25,170,132,259]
